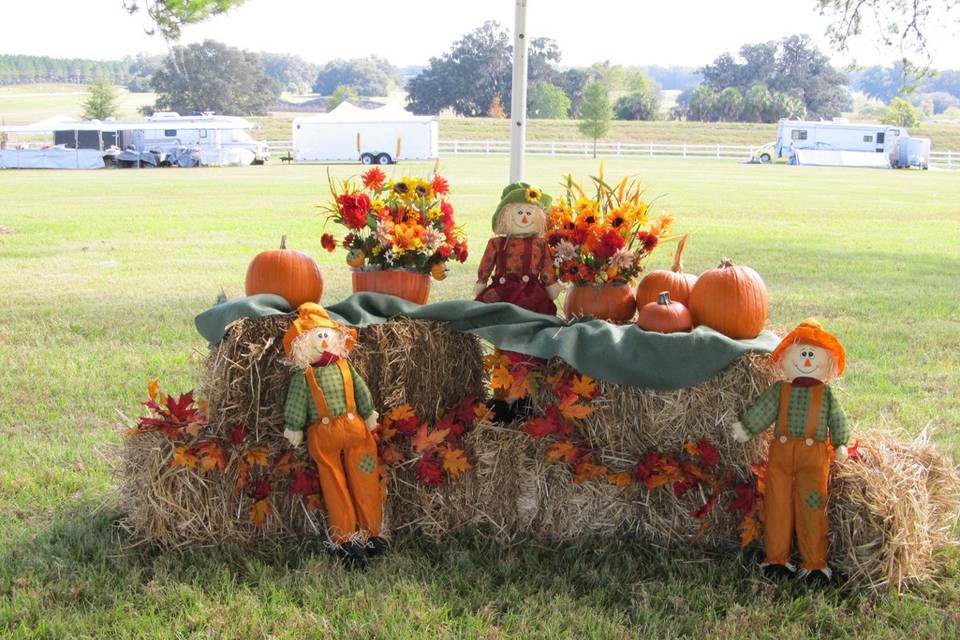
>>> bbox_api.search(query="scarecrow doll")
[474,182,560,315]
[282,302,387,566]
[731,318,849,585]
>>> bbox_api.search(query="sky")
[3,0,959,69]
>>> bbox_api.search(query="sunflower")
[525,186,542,203]
[391,180,411,198]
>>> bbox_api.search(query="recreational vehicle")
[293,102,438,164]
[761,119,930,169]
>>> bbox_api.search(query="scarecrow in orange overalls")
[282,302,386,567]
[474,182,560,421]
[731,318,849,585]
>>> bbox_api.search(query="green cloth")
[284,362,375,432]
[741,381,848,446]
[195,293,292,345]
[196,292,780,391]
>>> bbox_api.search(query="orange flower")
[393,223,424,250]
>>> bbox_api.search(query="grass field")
[0,83,156,123]
[1,158,959,638]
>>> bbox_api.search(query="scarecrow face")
[499,202,544,236]
[780,342,835,382]
[291,326,349,368]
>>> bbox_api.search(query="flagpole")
[509,0,528,183]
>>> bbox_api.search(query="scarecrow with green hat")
[474,182,560,315]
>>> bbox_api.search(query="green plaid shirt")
[741,381,848,446]
[283,362,375,432]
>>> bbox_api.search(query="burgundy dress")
[475,236,557,316]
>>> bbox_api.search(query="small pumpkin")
[688,258,768,339]
[637,291,692,333]
[564,284,636,322]
[636,234,697,307]
[353,269,431,305]
[245,235,324,308]
[346,248,366,268]
[430,262,448,281]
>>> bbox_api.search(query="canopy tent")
[296,101,435,125]
[0,115,257,134]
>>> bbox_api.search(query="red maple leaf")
[435,411,466,441]
[636,451,664,482]
[289,470,320,496]
[229,424,248,444]
[673,476,699,497]
[522,415,557,438]
[727,483,757,514]
[449,394,479,426]
[416,454,444,487]
[250,478,273,501]
[696,438,719,467]
[691,491,719,519]
[847,440,861,461]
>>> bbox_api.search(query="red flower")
[453,241,468,262]
[361,167,386,190]
[637,231,659,253]
[440,201,455,231]
[438,245,452,259]
[321,233,337,252]
[342,233,356,248]
[337,193,371,230]
[560,261,593,284]
[432,175,450,195]
[594,229,625,261]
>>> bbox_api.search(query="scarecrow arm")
[826,386,849,447]
[283,373,309,433]
[539,240,558,286]
[740,381,783,438]
[476,238,498,285]
[348,362,375,420]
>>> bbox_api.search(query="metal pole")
[509,0,528,183]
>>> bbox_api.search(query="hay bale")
[120,313,485,549]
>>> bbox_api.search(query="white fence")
[265,138,960,170]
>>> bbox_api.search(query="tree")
[577,81,612,158]
[313,57,397,96]
[150,40,276,115]
[82,74,119,120]
[741,84,772,122]
[614,90,660,121]
[260,52,319,94]
[528,82,571,119]
[687,85,718,121]
[123,0,247,40]
[326,85,358,111]
[716,87,744,121]
[882,97,921,126]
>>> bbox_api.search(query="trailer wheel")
[360,153,375,165]
[759,152,772,164]
[376,153,392,165]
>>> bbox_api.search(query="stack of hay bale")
[120,315,959,590]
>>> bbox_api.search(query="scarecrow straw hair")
[120,316,959,591]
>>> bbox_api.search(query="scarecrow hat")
[770,317,846,377]
[491,182,553,232]
[283,302,357,357]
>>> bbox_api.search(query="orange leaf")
[441,447,473,477]
[379,444,404,466]
[738,512,761,547]
[147,378,160,401]
[249,498,272,527]
[473,403,495,423]
[244,446,270,467]
[412,424,450,453]
[194,441,226,472]
[272,450,304,476]
[183,421,203,438]
[569,375,597,398]
[236,460,250,489]
[490,365,512,392]
[545,369,567,390]
[573,461,607,483]
[305,494,323,511]
[386,404,416,423]
[558,394,594,420]
[509,372,533,400]
[606,472,635,489]
[683,441,700,457]
[545,441,579,464]
[172,446,198,469]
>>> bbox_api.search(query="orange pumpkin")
[637,291,692,333]
[346,249,366,268]
[430,262,448,281]
[245,235,324,308]
[564,284,636,322]
[352,269,431,304]
[636,234,697,307]
[688,258,768,339]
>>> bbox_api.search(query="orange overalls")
[304,360,383,543]
[763,383,830,570]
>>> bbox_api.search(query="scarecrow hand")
[364,411,379,432]
[546,283,561,300]
[473,282,486,297]
[834,444,849,463]
[730,421,751,443]
[283,429,303,448]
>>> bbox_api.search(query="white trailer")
[293,102,438,164]
[122,112,269,164]
[769,119,930,169]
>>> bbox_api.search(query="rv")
[124,113,269,164]
[293,102,438,164]
[764,119,930,169]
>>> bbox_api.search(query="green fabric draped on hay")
[195,293,779,390]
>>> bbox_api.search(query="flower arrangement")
[545,170,674,287]
[320,167,468,274]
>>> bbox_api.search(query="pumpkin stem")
[718,257,734,268]
[280,235,287,250]
[658,291,671,305]
[671,234,688,273]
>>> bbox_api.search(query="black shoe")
[330,540,368,569]
[761,563,797,580]
[366,536,390,558]
[487,399,514,423]
[798,567,833,586]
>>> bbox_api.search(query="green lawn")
[0,83,156,123]
[1,158,959,638]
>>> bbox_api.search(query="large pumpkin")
[564,284,636,322]
[245,235,324,308]
[688,258,768,339]
[353,269,431,305]
[636,234,697,307]
[637,291,692,333]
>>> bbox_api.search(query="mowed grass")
[1,158,959,638]
[0,83,156,123]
